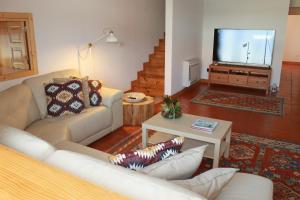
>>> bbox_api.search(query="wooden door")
[0,12,37,81]
[0,21,29,74]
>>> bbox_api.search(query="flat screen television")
[213,29,275,67]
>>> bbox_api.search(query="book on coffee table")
[191,119,218,133]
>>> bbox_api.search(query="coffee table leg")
[224,128,231,158]
[213,141,221,168]
[142,126,148,148]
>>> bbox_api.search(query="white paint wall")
[284,15,300,62]
[165,0,203,95]
[0,0,165,92]
[201,0,290,86]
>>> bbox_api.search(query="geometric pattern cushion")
[88,80,102,106]
[45,80,85,117]
[109,137,184,171]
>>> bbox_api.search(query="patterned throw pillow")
[109,137,184,171]
[88,80,102,106]
[45,80,85,117]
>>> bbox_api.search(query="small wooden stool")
[123,96,154,126]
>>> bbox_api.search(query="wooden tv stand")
[208,64,272,94]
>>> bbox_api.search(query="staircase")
[131,38,165,97]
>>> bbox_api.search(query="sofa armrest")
[101,87,123,131]
[101,87,123,107]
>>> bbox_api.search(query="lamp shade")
[105,31,118,43]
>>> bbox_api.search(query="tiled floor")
[89,63,300,150]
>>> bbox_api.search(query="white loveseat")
[0,125,273,200]
[0,69,123,145]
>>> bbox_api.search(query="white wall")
[284,15,300,62]
[0,0,165,92]
[165,0,203,95]
[201,0,290,87]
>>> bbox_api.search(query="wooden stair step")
[144,62,164,68]
[159,38,165,44]
[138,71,164,79]
[149,58,165,65]
[143,67,164,74]
[138,75,164,85]
[133,76,164,87]
[132,86,164,97]
[130,37,165,97]
[150,53,165,60]
[140,69,164,76]
[154,46,165,52]
[131,80,164,89]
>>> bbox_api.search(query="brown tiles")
[90,63,300,150]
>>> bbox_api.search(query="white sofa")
[0,69,123,145]
[0,125,273,200]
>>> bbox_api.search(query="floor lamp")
[77,30,118,77]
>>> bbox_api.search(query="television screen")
[213,29,275,67]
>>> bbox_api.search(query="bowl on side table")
[123,92,146,103]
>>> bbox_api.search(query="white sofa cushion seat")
[46,150,207,200]
[55,140,110,162]
[0,125,56,161]
[26,119,71,145]
[27,106,112,144]
[215,173,273,200]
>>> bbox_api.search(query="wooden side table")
[123,96,154,126]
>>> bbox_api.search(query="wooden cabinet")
[210,73,228,83]
[229,75,248,85]
[248,76,269,89]
[209,64,271,94]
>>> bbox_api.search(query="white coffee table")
[142,113,232,168]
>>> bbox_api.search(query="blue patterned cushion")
[88,80,102,106]
[45,80,85,117]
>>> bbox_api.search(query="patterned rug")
[105,130,300,200]
[191,90,284,115]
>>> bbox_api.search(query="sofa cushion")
[0,125,55,160]
[44,80,85,117]
[26,119,71,145]
[101,87,123,107]
[23,69,80,119]
[0,84,40,129]
[88,80,102,106]
[214,173,273,200]
[173,168,238,200]
[55,140,110,162]
[26,106,112,144]
[142,145,207,180]
[109,137,184,171]
[45,150,207,200]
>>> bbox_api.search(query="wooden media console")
[208,64,272,94]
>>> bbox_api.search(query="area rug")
[106,130,300,200]
[191,90,284,115]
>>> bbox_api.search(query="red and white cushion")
[45,80,85,117]
[109,137,184,170]
[88,80,102,106]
